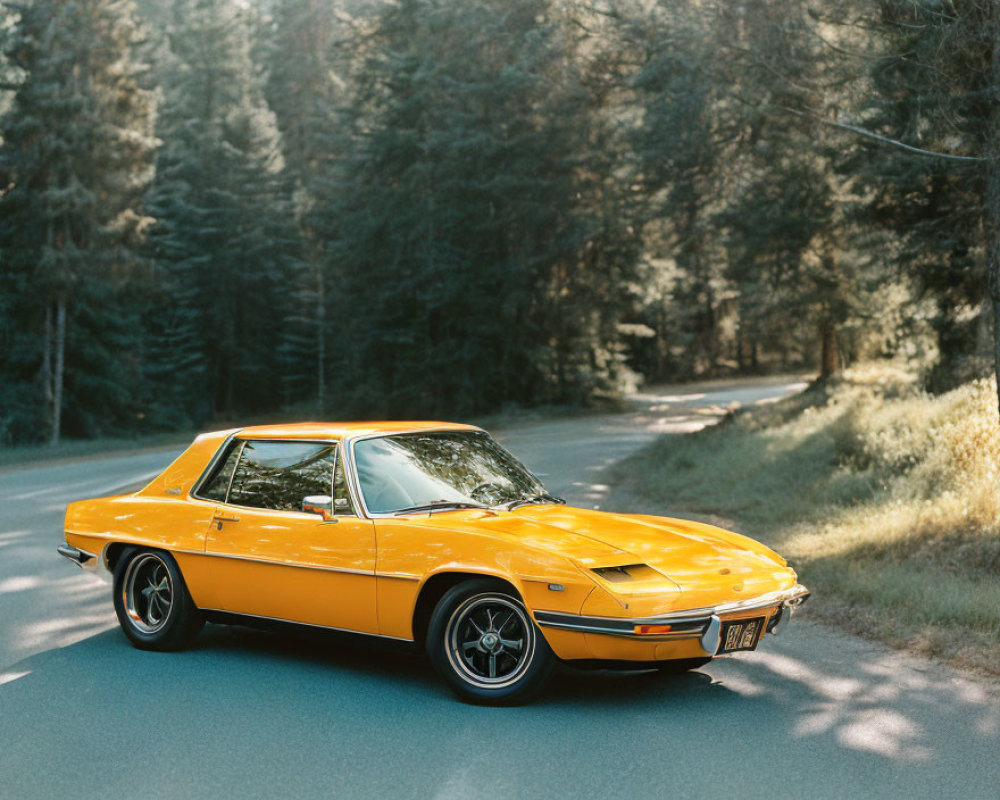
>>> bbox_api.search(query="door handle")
[214,513,240,529]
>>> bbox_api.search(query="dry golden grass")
[614,364,1000,676]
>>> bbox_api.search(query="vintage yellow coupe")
[59,422,809,704]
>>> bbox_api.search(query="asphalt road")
[1,379,998,799]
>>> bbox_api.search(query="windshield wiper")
[393,500,490,516]
[503,493,565,511]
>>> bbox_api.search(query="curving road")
[1,379,997,799]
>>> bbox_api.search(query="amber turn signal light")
[634,623,673,635]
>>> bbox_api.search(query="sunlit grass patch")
[614,364,1000,676]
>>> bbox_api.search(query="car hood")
[415,503,796,608]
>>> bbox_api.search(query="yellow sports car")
[59,422,809,704]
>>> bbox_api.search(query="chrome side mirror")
[302,495,335,521]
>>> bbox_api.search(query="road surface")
[1,379,997,799]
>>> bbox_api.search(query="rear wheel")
[427,579,555,705]
[113,548,203,651]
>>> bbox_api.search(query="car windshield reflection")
[353,431,557,514]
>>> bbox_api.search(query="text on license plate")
[717,617,765,654]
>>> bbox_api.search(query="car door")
[203,439,377,634]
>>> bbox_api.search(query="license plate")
[717,617,765,654]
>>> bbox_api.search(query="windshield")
[352,431,551,514]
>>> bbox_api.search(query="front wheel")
[427,579,555,705]
[113,548,204,651]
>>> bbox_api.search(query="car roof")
[224,420,482,441]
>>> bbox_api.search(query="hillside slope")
[614,365,1000,676]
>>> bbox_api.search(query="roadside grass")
[612,363,1000,676]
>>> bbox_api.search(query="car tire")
[113,548,204,651]
[427,578,555,705]
[655,657,712,674]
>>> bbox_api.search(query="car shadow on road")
[2,622,998,799]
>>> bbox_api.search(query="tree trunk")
[42,303,53,407]
[735,320,745,371]
[315,262,325,410]
[993,298,1000,409]
[50,299,66,446]
[819,318,839,380]
[989,10,1000,417]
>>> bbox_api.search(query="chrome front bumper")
[534,584,810,656]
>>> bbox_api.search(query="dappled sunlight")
[0,670,30,687]
[837,709,931,760]
[653,417,716,433]
[976,715,998,736]
[0,576,43,594]
[9,598,117,653]
[712,669,767,696]
[16,611,116,655]
[642,392,708,404]
[754,382,808,404]
[621,413,723,434]
[711,629,1000,766]
[59,578,109,597]
[570,480,612,508]
[753,650,864,700]
[729,648,935,761]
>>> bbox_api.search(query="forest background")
[1,0,996,446]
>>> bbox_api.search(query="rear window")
[227,441,336,511]
[198,441,241,502]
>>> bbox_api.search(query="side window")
[333,455,356,516]
[199,441,242,501]
[228,441,336,511]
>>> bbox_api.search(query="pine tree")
[315,0,637,417]
[144,0,303,424]
[843,1,990,390]
[0,0,157,444]
[264,0,346,409]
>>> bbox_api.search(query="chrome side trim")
[376,572,421,582]
[533,584,809,641]
[173,549,375,577]
[199,608,413,642]
[57,545,97,567]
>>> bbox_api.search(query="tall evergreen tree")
[144,0,303,424]
[0,0,157,444]
[315,0,637,417]
[264,0,348,409]
[838,0,990,389]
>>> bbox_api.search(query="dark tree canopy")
[0,0,997,444]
